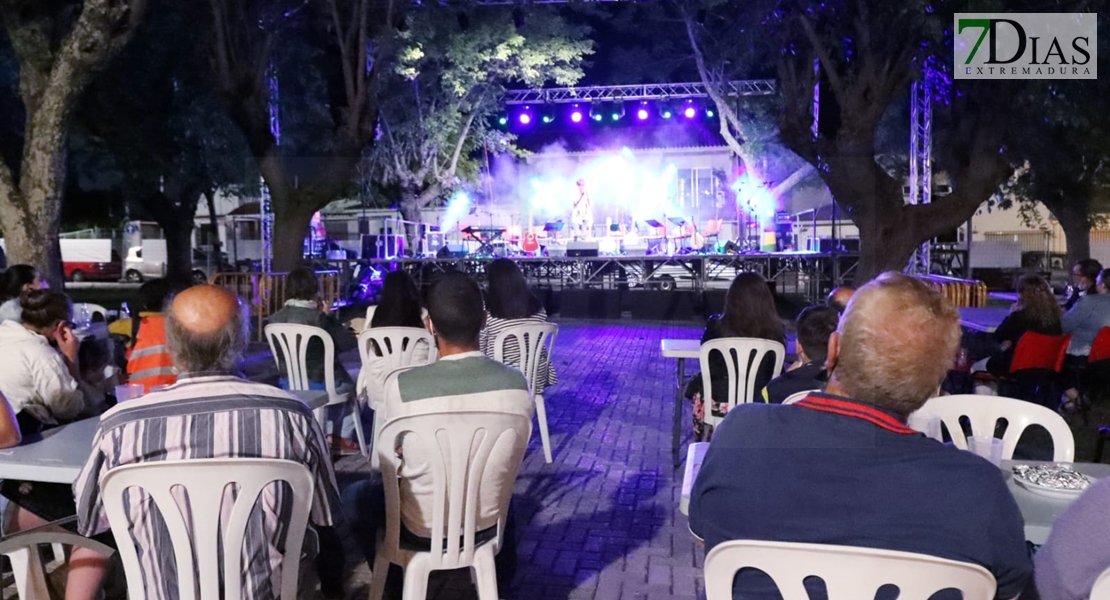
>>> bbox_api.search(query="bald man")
[690,273,1032,600]
[825,286,855,313]
[74,286,343,600]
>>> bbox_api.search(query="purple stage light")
[637,108,649,120]
[571,111,583,123]
[519,113,531,125]
[683,106,696,118]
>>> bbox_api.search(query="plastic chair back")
[358,326,436,370]
[265,323,338,395]
[492,323,558,397]
[377,410,531,571]
[1088,327,1110,363]
[101,458,315,600]
[700,338,785,427]
[1009,332,1071,374]
[912,394,1075,462]
[703,540,996,600]
[1091,565,1110,600]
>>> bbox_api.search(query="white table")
[958,307,1010,333]
[679,449,1110,546]
[661,339,701,467]
[0,389,329,485]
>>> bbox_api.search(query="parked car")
[124,241,232,284]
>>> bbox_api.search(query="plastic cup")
[907,414,942,441]
[968,435,1004,467]
[114,383,144,402]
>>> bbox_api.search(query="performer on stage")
[572,178,593,240]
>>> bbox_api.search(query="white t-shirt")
[0,320,85,424]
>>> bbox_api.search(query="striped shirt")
[74,373,339,600]
[478,310,557,391]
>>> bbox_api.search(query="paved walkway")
[334,319,707,600]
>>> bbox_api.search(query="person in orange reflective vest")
[125,279,180,393]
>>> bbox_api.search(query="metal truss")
[362,252,858,303]
[907,58,936,276]
[501,80,776,105]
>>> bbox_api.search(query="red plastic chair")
[1078,327,1110,424]
[1087,327,1110,363]
[1003,332,1071,408]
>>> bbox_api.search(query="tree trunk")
[162,219,194,285]
[399,190,422,257]
[271,192,315,272]
[204,189,221,256]
[1044,194,1091,268]
[0,189,64,290]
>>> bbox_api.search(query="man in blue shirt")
[690,272,1032,599]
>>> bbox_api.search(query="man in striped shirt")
[74,285,341,600]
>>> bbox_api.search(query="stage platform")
[363,251,859,304]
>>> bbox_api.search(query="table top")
[661,339,701,358]
[679,449,1110,546]
[958,307,1010,333]
[0,389,330,485]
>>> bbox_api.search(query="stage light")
[539,107,555,124]
[570,104,584,123]
[683,100,697,118]
[608,101,626,121]
[636,102,650,120]
[706,108,716,118]
[589,103,603,121]
[518,105,533,125]
[658,101,674,119]
[498,116,507,125]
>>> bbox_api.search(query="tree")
[365,6,593,250]
[205,0,399,271]
[0,0,145,288]
[73,0,248,285]
[684,0,1029,282]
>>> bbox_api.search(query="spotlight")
[658,101,674,119]
[636,102,650,120]
[498,116,508,126]
[570,104,585,123]
[589,103,603,122]
[518,106,533,125]
[540,107,555,124]
[683,100,697,119]
[608,101,626,121]
[706,108,716,118]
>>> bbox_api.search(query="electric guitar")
[522,231,539,252]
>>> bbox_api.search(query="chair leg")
[535,394,552,464]
[472,546,500,600]
[9,546,50,600]
[351,399,369,457]
[401,557,430,600]
[368,552,390,600]
[370,407,383,471]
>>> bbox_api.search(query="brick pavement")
[333,319,709,600]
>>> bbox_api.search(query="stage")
[362,250,859,305]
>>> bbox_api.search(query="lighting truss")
[501,80,776,105]
[907,57,937,275]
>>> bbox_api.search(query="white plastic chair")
[700,338,786,429]
[0,524,116,600]
[492,323,558,463]
[704,540,996,600]
[101,458,315,600]
[266,323,368,456]
[912,394,1075,462]
[781,389,817,405]
[370,410,531,600]
[1091,566,1110,600]
[358,326,436,468]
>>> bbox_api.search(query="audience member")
[342,273,531,590]
[762,306,838,404]
[124,278,181,392]
[982,274,1062,375]
[74,285,343,600]
[269,267,359,453]
[356,270,432,403]
[1062,267,1110,357]
[0,265,45,323]
[685,272,785,440]
[825,286,854,313]
[1035,477,1110,600]
[1064,258,1102,311]
[689,272,1032,599]
[480,258,557,392]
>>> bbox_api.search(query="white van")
[124,241,230,284]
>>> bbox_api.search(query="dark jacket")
[763,361,826,404]
[268,305,357,385]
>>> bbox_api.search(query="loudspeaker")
[567,241,599,258]
[559,289,621,318]
[623,243,648,255]
[424,232,445,255]
[436,244,467,258]
[362,234,405,259]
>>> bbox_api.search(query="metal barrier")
[919,274,988,308]
[210,271,346,338]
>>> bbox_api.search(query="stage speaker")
[806,237,837,253]
[436,244,467,259]
[623,243,648,255]
[559,289,621,319]
[567,241,600,258]
[838,238,861,252]
[362,234,404,259]
[546,243,566,258]
[424,232,445,255]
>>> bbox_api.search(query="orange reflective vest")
[125,315,176,392]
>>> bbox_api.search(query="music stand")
[668,217,687,228]
[645,220,664,229]
[544,221,564,241]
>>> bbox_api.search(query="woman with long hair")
[480,258,557,390]
[985,274,1063,375]
[686,271,786,439]
[367,270,425,329]
[0,265,45,323]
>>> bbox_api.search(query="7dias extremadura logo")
[955,13,1096,79]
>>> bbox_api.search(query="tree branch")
[798,14,844,99]
[328,0,356,106]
